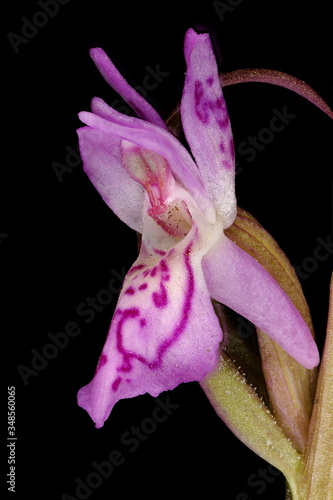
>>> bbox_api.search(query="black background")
[3,1,332,499]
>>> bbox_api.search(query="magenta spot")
[219,138,234,169]
[128,264,145,275]
[154,248,166,256]
[151,267,157,277]
[160,259,170,280]
[119,363,131,373]
[206,76,214,86]
[160,259,169,273]
[139,283,148,291]
[152,282,168,308]
[194,80,230,131]
[140,318,147,327]
[125,286,135,295]
[96,354,108,371]
[194,80,209,124]
[211,98,229,130]
[152,244,194,362]
[216,115,229,130]
[143,269,150,277]
[215,97,222,109]
[115,308,141,373]
[112,377,122,392]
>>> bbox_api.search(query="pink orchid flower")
[76,28,319,428]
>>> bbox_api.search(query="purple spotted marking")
[125,286,135,295]
[210,97,229,130]
[193,79,234,170]
[114,308,141,374]
[160,259,169,273]
[151,266,157,277]
[194,79,230,131]
[139,283,148,291]
[195,80,209,124]
[112,376,122,392]
[128,264,146,275]
[219,138,234,170]
[140,318,147,327]
[111,244,195,385]
[152,244,194,366]
[153,282,168,308]
[96,353,108,372]
[154,248,166,256]
[160,259,170,281]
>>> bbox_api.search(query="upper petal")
[77,208,223,428]
[181,28,236,228]
[202,235,320,369]
[89,47,167,128]
[77,126,145,232]
[78,104,216,223]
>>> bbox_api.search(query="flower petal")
[77,126,145,233]
[78,106,216,222]
[77,205,223,428]
[181,29,236,228]
[89,47,167,128]
[202,235,320,369]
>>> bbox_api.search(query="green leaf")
[302,274,333,499]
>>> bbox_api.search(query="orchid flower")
[76,28,319,429]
